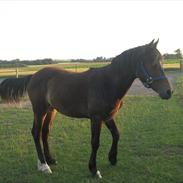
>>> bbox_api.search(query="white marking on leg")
[37,159,52,174]
[96,170,102,179]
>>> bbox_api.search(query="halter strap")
[138,62,166,88]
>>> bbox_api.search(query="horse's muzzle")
[159,89,173,100]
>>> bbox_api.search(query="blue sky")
[0,1,182,60]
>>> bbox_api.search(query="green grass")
[0,77,183,183]
[164,59,180,64]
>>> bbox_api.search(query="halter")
[137,62,166,88]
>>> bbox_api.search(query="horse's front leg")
[89,116,102,178]
[105,119,119,165]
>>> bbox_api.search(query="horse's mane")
[112,45,145,65]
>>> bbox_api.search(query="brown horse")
[0,40,172,178]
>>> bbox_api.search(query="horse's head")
[136,39,172,99]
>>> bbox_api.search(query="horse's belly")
[53,102,89,118]
[47,87,89,118]
[57,108,89,118]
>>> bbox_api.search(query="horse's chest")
[103,99,123,121]
[109,99,123,117]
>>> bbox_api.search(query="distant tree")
[174,49,182,59]
[93,56,107,62]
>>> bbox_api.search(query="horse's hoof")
[47,158,57,165]
[109,158,117,165]
[96,170,102,179]
[91,170,102,179]
[37,160,52,174]
[109,155,117,165]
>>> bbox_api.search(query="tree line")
[70,56,112,63]
[163,49,182,59]
[0,57,112,68]
[0,58,55,68]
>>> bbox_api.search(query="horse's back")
[28,66,89,90]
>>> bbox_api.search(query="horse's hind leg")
[89,116,102,178]
[42,108,57,165]
[31,105,52,173]
[32,113,46,163]
[105,119,119,165]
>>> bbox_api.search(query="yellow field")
[163,63,180,69]
[0,68,89,77]
[0,63,93,77]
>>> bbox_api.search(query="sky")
[0,0,182,60]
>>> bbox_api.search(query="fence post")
[16,67,19,78]
[180,59,183,73]
[75,64,78,72]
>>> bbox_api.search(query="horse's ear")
[149,39,155,46]
[153,38,159,48]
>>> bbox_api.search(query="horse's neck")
[108,55,137,100]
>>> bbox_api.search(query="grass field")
[0,75,183,183]
[163,59,181,64]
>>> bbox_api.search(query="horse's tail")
[0,75,33,102]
